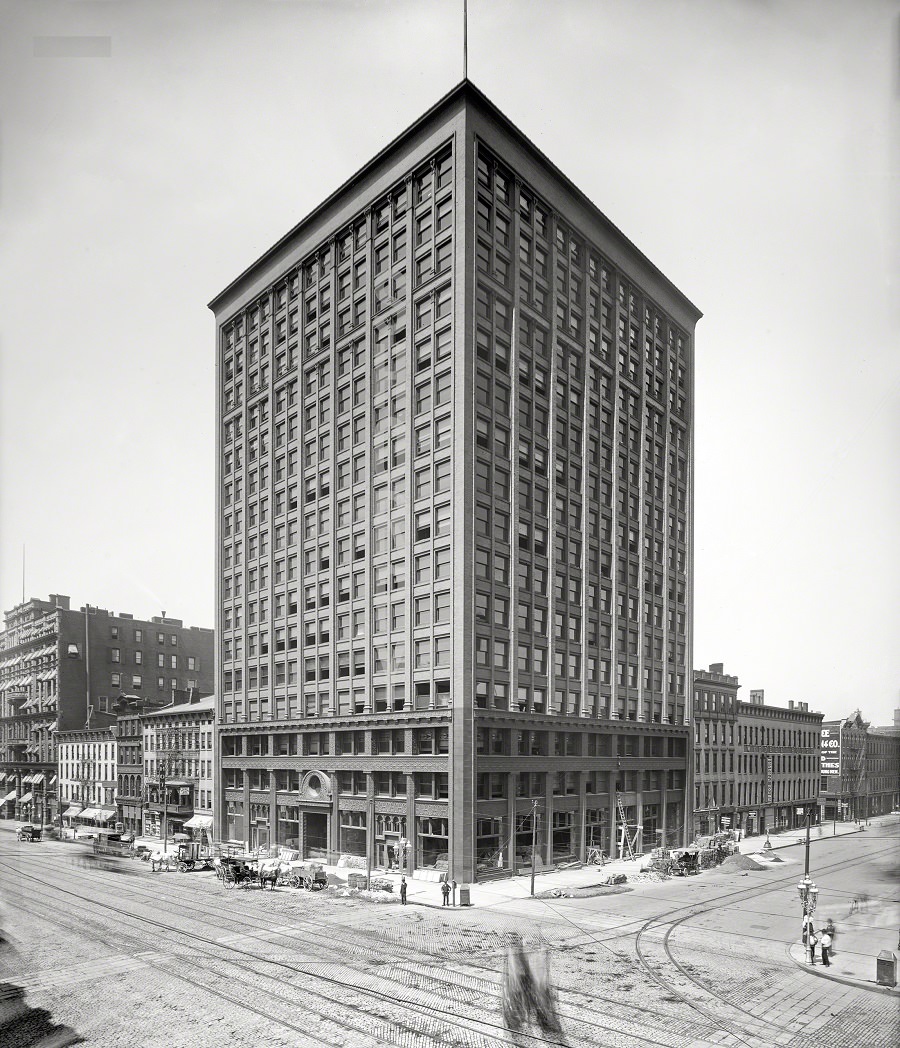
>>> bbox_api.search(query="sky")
[1,0,897,727]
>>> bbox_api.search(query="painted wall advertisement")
[820,728,841,776]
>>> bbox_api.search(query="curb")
[786,942,899,997]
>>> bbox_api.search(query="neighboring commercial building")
[0,594,214,827]
[692,668,823,838]
[691,663,739,837]
[112,693,177,836]
[142,694,215,842]
[733,690,822,838]
[211,80,699,880]
[56,725,118,834]
[821,711,900,821]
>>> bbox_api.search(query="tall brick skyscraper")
[211,81,700,882]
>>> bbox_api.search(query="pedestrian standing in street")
[823,918,836,955]
[820,930,832,967]
[400,877,407,905]
[441,879,450,906]
[808,930,818,964]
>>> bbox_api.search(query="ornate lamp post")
[797,875,819,962]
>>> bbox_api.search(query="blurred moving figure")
[0,894,83,1046]
[502,934,568,1046]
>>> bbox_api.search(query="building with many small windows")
[56,725,118,834]
[142,694,215,842]
[692,665,823,838]
[820,710,900,822]
[0,594,213,828]
[212,81,699,881]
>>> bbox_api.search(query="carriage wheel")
[288,874,302,889]
[178,862,189,873]
[223,875,236,890]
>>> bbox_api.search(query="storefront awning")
[2,790,17,803]
[18,792,33,804]
[30,774,45,785]
[49,775,57,786]
[63,805,83,818]
[79,808,101,820]
[96,809,116,822]
[20,775,33,784]
[183,814,213,831]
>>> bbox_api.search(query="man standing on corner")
[400,876,407,905]
[441,879,450,906]
[820,929,832,967]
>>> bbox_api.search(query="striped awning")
[183,814,213,831]
[1,790,16,803]
[18,792,33,804]
[79,808,101,820]
[63,805,83,817]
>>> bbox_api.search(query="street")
[0,822,897,1048]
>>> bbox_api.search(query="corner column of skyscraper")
[210,81,700,882]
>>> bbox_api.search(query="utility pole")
[804,805,811,878]
[157,726,182,853]
[530,799,538,897]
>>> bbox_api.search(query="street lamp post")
[797,875,819,962]
[803,805,812,878]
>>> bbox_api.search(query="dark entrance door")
[304,811,328,859]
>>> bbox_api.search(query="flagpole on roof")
[463,0,468,79]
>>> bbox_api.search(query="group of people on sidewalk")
[803,915,836,967]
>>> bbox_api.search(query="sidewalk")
[788,941,899,996]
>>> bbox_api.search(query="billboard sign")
[820,728,841,776]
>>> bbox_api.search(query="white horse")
[150,850,177,872]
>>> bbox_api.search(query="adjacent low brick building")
[0,594,213,828]
[692,664,823,838]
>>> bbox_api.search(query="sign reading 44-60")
[820,728,841,775]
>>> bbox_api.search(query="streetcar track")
[626,843,898,1048]
[7,880,495,1048]
[3,857,720,1048]
[5,862,688,1043]
[3,838,894,1048]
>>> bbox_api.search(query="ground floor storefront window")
[249,802,269,850]
[225,800,244,843]
[585,808,608,854]
[475,817,502,871]
[340,810,366,856]
[417,816,448,872]
[551,810,574,859]
[278,805,299,850]
[514,812,542,869]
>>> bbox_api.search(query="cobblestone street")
[1,822,897,1047]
